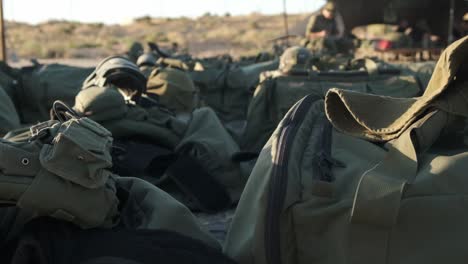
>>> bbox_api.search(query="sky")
[4,0,325,25]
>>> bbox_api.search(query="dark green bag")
[17,64,93,124]
[241,59,423,153]
[74,86,244,212]
[75,86,184,149]
[225,36,468,264]
[0,86,20,135]
[190,59,279,122]
[147,67,197,115]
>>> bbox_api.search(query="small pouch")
[17,169,119,229]
[40,117,113,189]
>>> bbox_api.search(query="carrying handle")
[50,101,81,122]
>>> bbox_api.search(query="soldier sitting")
[304,2,353,54]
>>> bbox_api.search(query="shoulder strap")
[349,109,448,263]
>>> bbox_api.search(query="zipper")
[315,121,344,182]
[264,94,316,264]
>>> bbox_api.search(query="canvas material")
[190,59,279,122]
[74,86,184,149]
[225,98,468,264]
[224,36,468,264]
[176,107,246,202]
[74,86,245,206]
[18,64,93,124]
[116,176,220,250]
[0,87,21,135]
[0,116,119,229]
[147,67,196,114]
[241,60,422,153]
[325,36,468,141]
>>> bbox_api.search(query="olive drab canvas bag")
[0,87,20,136]
[16,63,94,124]
[224,36,468,264]
[74,86,184,149]
[4,218,234,264]
[0,101,119,230]
[146,67,197,115]
[190,59,279,122]
[241,58,423,153]
[74,85,244,212]
[175,107,247,205]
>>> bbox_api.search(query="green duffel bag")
[17,63,94,124]
[0,102,119,230]
[190,59,279,122]
[114,176,221,249]
[0,62,22,100]
[0,176,222,251]
[0,104,220,250]
[147,67,197,115]
[225,36,468,264]
[74,86,184,149]
[241,58,423,153]
[176,107,247,204]
[0,86,20,136]
[74,86,244,212]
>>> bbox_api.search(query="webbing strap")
[349,109,447,263]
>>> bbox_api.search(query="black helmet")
[82,56,147,100]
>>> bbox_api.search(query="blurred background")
[1,0,466,62]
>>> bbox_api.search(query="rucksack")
[0,87,20,135]
[224,36,468,264]
[0,103,222,251]
[0,173,223,263]
[4,218,234,264]
[74,86,184,149]
[146,67,197,114]
[74,86,245,212]
[0,102,119,230]
[241,58,423,153]
[190,59,279,123]
[16,63,94,124]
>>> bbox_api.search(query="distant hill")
[5,13,311,61]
